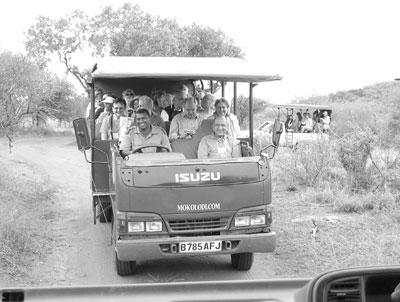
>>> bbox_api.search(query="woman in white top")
[320,111,331,132]
[100,98,126,140]
[208,98,241,138]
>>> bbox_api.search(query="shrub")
[309,189,338,204]
[275,138,341,188]
[334,192,397,213]
[337,123,377,191]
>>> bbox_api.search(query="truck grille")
[167,217,229,232]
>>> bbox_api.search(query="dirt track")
[6,135,279,286]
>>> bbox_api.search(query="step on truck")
[73,57,282,276]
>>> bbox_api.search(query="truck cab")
[73,57,282,275]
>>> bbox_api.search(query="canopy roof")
[92,57,282,83]
[273,104,332,111]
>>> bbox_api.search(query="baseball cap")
[102,96,115,104]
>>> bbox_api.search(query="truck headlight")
[250,214,266,225]
[234,216,250,227]
[146,221,162,232]
[128,221,144,232]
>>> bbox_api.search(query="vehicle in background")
[73,57,283,275]
[249,104,332,147]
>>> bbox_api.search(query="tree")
[36,76,85,125]
[25,3,244,92]
[0,51,81,152]
[90,4,185,57]
[236,95,270,128]
[0,51,47,150]
[183,24,243,58]
[25,11,92,93]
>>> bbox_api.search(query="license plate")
[179,241,222,253]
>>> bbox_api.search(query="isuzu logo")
[177,203,221,211]
[175,172,220,183]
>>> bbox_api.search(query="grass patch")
[0,156,57,282]
[17,125,73,137]
[273,190,400,278]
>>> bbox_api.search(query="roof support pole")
[210,80,214,94]
[90,81,95,145]
[221,81,225,97]
[233,82,237,115]
[249,82,254,148]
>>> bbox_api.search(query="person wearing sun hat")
[94,96,116,139]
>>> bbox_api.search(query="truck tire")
[231,253,254,270]
[115,253,137,276]
[97,197,112,223]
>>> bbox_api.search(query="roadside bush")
[276,138,341,189]
[334,191,397,213]
[337,123,377,191]
[308,189,338,204]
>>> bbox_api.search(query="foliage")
[387,98,400,145]
[183,24,243,58]
[0,51,48,150]
[0,51,83,151]
[25,11,92,93]
[236,95,269,128]
[275,139,342,189]
[337,123,377,191]
[25,3,244,92]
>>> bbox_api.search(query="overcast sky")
[1,0,399,102]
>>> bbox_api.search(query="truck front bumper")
[116,232,276,261]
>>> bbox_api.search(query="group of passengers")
[284,110,331,133]
[88,85,243,159]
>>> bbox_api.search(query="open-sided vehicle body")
[255,104,332,147]
[74,57,282,275]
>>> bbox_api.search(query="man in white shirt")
[169,97,204,140]
[197,116,241,159]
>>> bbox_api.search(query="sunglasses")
[125,93,134,96]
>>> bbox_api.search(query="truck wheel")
[98,197,112,223]
[115,253,137,276]
[231,253,254,270]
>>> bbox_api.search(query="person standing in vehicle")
[122,89,135,105]
[164,84,189,121]
[197,94,215,119]
[299,112,313,133]
[137,95,165,129]
[119,108,171,156]
[169,97,203,140]
[86,88,103,120]
[198,116,241,159]
[151,90,169,122]
[95,96,115,139]
[100,98,126,140]
[285,114,295,131]
[208,98,241,138]
[320,111,331,132]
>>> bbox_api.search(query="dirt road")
[8,136,278,286]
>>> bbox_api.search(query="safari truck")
[256,104,332,147]
[73,57,282,276]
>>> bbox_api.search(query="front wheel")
[115,253,137,276]
[231,253,254,270]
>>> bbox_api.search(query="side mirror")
[261,145,277,160]
[73,118,91,151]
[272,119,282,147]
